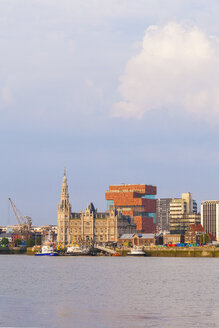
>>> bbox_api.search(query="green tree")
[14,238,22,246]
[200,234,210,244]
[0,237,9,246]
[35,237,41,245]
[26,238,35,247]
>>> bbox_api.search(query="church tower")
[57,169,72,245]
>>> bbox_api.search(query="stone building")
[163,234,183,244]
[118,233,155,247]
[57,172,136,246]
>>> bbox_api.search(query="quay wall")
[1,246,219,257]
[0,247,26,254]
[26,246,40,255]
[143,247,219,257]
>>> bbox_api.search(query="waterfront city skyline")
[2,1,219,226]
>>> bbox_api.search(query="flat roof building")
[169,193,200,236]
[156,198,172,232]
[201,201,219,242]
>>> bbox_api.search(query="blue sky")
[1,0,219,225]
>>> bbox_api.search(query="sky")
[1,0,219,225]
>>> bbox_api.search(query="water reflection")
[0,256,219,327]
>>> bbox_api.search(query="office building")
[170,213,201,235]
[156,198,172,232]
[169,193,200,235]
[201,201,219,241]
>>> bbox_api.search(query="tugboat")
[35,244,58,256]
[35,233,58,256]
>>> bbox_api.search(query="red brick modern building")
[11,232,32,243]
[105,184,157,233]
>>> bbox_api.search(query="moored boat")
[35,232,58,256]
[127,247,146,256]
[112,251,121,256]
[35,244,58,256]
[66,245,88,255]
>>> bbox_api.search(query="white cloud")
[113,22,219,121]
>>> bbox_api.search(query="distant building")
[169,193,200,235]
[0,225,57,244]
[11,233,25,243]
[11,231,32,243]
[0,233,12,243]
[155,232,164,245]
[105,184,157,233]
[184,224,205,244]
[163,234,183,244]
[170,192,195,218]
[156,198,172,232]
[170,213,201,235]
[0,225,19,233]
[32,225,57,244]
[118,233,155,247]
[201,201,219,241]
[57,172,136,246]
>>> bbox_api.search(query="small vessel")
[35,244,58,256]
[66,245,87,255]
[127,247,146,256]
[35,233,58,256]
[112,251,121,256]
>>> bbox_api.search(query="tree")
[35,237,41,245]
[0,238,9,246]
[200,234,210,244]
[14,238,22,246]
[26,238,35,247]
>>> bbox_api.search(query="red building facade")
[105,184,157,233]
[11,232,32,243]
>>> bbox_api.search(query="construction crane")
[8,198,32,239]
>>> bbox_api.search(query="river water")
[0,255,219,328]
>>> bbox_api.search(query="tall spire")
[57,168,72,245]
[61,168,69,202]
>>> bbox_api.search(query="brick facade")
[105,184,157,233]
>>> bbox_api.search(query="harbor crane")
[8,198,32,238]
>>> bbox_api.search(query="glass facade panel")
[141,195,155,199]
[107,200,114,210]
